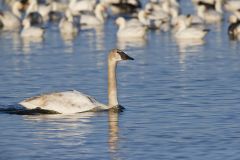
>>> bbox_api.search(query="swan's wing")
[19,90,108,114]
[80,14,100,25]
[118,26,146,38]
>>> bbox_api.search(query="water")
[1,1,240,160]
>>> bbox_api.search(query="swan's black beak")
[116,49,134,60]
[124,54,134,60]
[120,52,134,60]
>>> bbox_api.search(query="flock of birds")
[0,0,240,41]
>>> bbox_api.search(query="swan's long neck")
[12,2,22,18]
[108,59,118,107]
[95,7,104,23]
[26,0,38,15]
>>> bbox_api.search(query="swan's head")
[22,18,31,28]
[229,14,238,24]
[115,17,126,26]
[197,4,206,12]
[109,49,134,62]
[95,3,107,13]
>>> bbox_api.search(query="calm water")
[1,1,240,160]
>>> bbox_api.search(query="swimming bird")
[197,2,223,23]
[116,16,147,38]
[0,1,23,30]
[138,9,169,30]
[24,0,44,26]
[103,0,141,15]
[174,15,209,40]
[20,17,44,38]
[79,3,107,26]
[224,0,240,13]
[59,9,78,36]
[69,0,97,16]
[19,49,134,114]
[115,17,142,27]
[228,15,240,40]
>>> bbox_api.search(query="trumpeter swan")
[19,49,134,114]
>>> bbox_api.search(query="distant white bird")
[19,49,134,114]
[69,0,97,16]
[59,9,78,36]
[197,4,222,23]
[116,16,147,39]
[228,15,240,40]
[21,18,44,38]
[138,10,167,29]
[224,0,240,13]
[0,1,23,30]
[115,17,142,27]
[175,16,209,40]
[80,3,107,26]
[24,0,43,26]
[102,0,141,15]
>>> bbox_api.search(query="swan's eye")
[117,50,125,55]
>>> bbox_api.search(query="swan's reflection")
[117,37,147,49]
[108,111,120,153]
[21,37,44,54]
[61,35,74,54]
[22,110,121,156]
[23,112,97,145]
[60,32,78,42]
[82,26,105,51]
[176,39,204,64]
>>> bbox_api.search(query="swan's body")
[175,27,208,39]
[175,16,209,40]
[103,0,141,15]
[0,11,21,30]
[80,3,106,26]
[138,10,167,29]
[21,18,44,38]
[69,0,96,15]
[24,0,43,26]
[224,0,240,13]
[19,90,108,114]
[116,16,147,38]
[0,1,23,30]
[59,10,78,35]
[38,3,52,22]
[116,17,142,27]
[197,4,222,23]
[19,49,134,114]
[228,15,240,40]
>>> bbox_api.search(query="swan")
[228,15,240,40]
[69,0,96,15]
[224,0,240,13]
[116,15,147,38]
[37,2,52,22]
[115,17,142,27]
[19,49,134,114]
[174,16,209,40]
[102,0,141,15]
[24,0,43,26]
[79,3,107,26]
[48,1,67,22]
[197,3,222,23]
[20,18,44,38]
[0,1,23,30]
[59,9,78,36]
[138,10,168,30]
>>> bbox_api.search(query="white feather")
[19,90,108,114]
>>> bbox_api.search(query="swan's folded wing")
[19,90,108,114]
